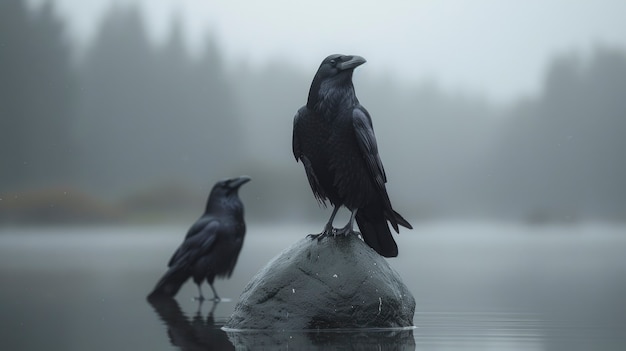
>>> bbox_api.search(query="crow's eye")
[329,59,337,66]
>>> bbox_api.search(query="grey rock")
[226,233,415,330]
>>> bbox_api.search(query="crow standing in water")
[148,176,250,301]
[292,54,412,257]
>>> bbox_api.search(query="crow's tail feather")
[147,266,190,299]
[391,209,412,232]
[355,204,399,258]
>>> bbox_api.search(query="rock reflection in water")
[148,295,415,350]
[225,327,416,350]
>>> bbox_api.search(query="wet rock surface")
[226,233,415,330]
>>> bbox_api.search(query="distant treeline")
[1,1,625,224]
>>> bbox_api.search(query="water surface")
[1,222,625,350]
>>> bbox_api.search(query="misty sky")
[29,0,626,104]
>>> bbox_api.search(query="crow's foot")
[307,227,336,241]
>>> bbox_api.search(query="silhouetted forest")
[1,1,75,192]
[1,1,625,224]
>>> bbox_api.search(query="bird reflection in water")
[147,295,234,351]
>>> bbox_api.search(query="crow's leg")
[193,283,205,302]
[208,283,221,302]
[308,205,340,240]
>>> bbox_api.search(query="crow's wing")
[352,107,388,191]
[293,107,328,204]
[168,219,220,268]
[292,107,303,161]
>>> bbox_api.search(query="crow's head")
[307,54,366,109]
[207,175,251,203]
[315,54,366,80]
[212,176,251,197]
[205,175,251,213]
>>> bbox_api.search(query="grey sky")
[31,0,626,103]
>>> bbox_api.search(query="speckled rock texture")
[226,233,415,330]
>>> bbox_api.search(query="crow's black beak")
[337,55,366,71]
[229,175,251,189]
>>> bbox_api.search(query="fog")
[1,0,626,226]
[2,4,626,350]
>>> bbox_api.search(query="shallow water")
[1,222,625,350]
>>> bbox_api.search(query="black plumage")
[148,176,250,300]
[292,54,412,257]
